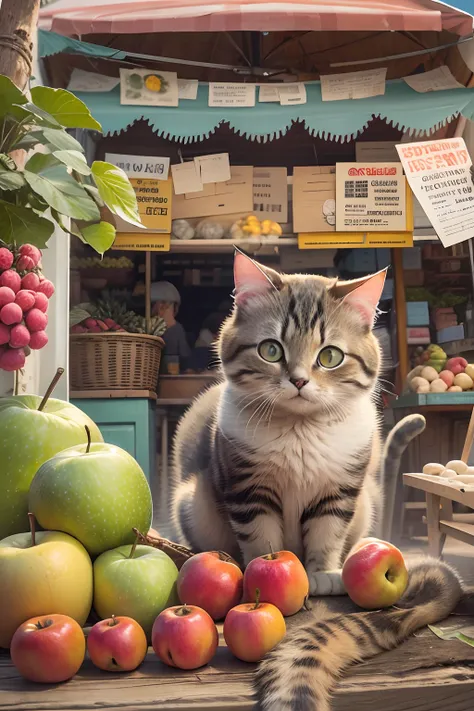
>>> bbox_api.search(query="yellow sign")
[112,233,171,252]
[131,177,172,232]
[299,182,413,249]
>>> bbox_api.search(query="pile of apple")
[0,244,54,371]
[407,356,474,394]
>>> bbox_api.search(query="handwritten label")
[178,79,199,100]
[403,66,464,93]
[336,163,406,232]
[171,162,203,195]
[320,68,387,102]
[120,68,178,107]
[67,68,120,92]
[112,233,171,252]
[131,178,172,232]
[105,153,170,180]
[396,137,474,248]
[208,83,256,107]
[195,153,231,184]
[258,83,307,105]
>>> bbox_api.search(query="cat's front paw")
[307,568,346,596]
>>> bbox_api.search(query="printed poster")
[396,138,474,248]
[335,163,406,232]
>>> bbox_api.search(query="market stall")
[36,0,474,531]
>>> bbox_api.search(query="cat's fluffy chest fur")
[218,386,379,558]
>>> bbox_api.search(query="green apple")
[93,543,179,638]
[28,432,153,557]
[0,525,93,648]
[0,395,103,540]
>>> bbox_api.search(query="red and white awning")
[38,0,473,37]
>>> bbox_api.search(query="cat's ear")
[233,250,282,306]
[331,268,387,326]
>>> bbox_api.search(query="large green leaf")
[11,133,41,151]
[0,169,26,191]
[24,153,100,221]
[0,76,27,119]
[0,200,54,247]
[30,86,102,131]
[15,101,62,128]
[53,150,91,175]
[42,128,85,152]
[91,161,142,228]
[50,209,82,238]
[83,184,105,207]
[80,221,116,255]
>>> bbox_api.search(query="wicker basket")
[70,333,164,392]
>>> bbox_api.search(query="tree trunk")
[0,0,40,90]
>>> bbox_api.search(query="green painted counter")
[70,397,156,483]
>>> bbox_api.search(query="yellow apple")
[0,526,93,648]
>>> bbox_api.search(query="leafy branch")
[0,75,143,254]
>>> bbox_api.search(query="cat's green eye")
[317,346,345,369]
[258,339,284,363]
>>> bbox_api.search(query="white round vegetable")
[196,220,225,240]
[422,463,445,476]
[420,366,439,382]
[453,475,474,485]
[448,386,463,392]
[446,460,468,475]
[430,379,448,393]
[439,468,457,479]
[410,376,430,394]
[454,373,474,390]
[172,219,195,240]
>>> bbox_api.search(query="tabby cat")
[172,251,420,594]
[170,251,463,708]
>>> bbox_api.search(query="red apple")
[87,615,147,672]
[177,551,243,621]
[223,591,286,662]
[243,550,309,617]
[152,604,218,670]
[10,614,85,683]
[342,539,408,609]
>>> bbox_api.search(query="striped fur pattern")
[171,253,423,595]
[254,558,464,710]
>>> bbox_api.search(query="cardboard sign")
[114,178,172,233]
[172,166,253,219]
[292,167,336,233]
[112,233,171,251]
[253,167,288,222]
[335,163,406,232]
[396,137,474,248]
[105,153,170,180]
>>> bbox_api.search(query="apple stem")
[253,588,261,610]
[28,512,36,546]
[38,368,64,412]
[128,530,140,559]
[85,425,91,454]
[267,540,276,560]
[108,615,119,627]
[175,605,192,616]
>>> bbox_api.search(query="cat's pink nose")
[290,378,308,390]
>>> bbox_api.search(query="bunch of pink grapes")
[0,244,55,372]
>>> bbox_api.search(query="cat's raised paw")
[307,569,346,596]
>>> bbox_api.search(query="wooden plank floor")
[2,543,474,710]
[2,602,474,711]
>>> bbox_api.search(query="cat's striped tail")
[254,558,463,711]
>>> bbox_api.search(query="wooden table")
[2,597,474,711]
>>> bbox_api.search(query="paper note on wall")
[105,153,170,180]
[258,83,306,105]
[208,83,256,107]
[396,137,474,248]
[403,66,464,93]
[320,68,387,101]
[68,68,120,92]
[171,161,203,195]
[178,79,199,100]
[195,153,231,184]
[120,68,178,107]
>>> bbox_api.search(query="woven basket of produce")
[70,332,164,392]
